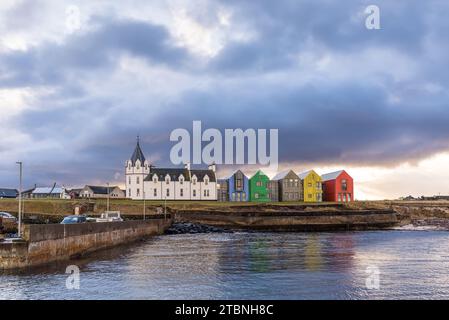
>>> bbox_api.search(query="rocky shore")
[165,222,232,235]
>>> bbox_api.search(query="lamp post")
[106,182,110,212]
[16,162,23,238]
[164,195,167,220]
[143,191,146,220]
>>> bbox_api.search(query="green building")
[249,170,270,202]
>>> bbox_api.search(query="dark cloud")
[0,17,189,87]
[1,0,449,189]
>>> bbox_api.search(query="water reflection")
[1,231,449,299]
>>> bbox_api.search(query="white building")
[125,139,217,201]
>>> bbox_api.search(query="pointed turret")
[130,136,146,166]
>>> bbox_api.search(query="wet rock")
[165,222,232,235]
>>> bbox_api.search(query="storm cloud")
[0,0,448,192]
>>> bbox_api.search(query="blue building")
[218,170,249,202]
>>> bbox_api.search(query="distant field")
[2,198,447,218]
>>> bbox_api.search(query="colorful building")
[271,170,302,202]
[298,170,323,202]
[249,170,270,202]
[321,170,354,202]
[222,170,249,202]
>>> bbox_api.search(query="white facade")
[125,141,217,201]
[125,158,149,200]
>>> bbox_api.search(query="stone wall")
[175,210,398,231]
[0,217,172,270]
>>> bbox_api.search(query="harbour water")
[1,230,449,300]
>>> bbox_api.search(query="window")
[166,189,170,197]
[205,179,209,186]
[128,189,131,197]
[308,183,312,188]
[242,193,246,201]
[255,193,259,199]
[166,178,170,185]
[153,176,157,183]
[137,164,140,170]
[294,179,298,187]
[338,193,342,202]
[236,179,242,189]
[153,188,157,197]
[308,194,312,199]
[137,177,140,184]
[342,179,347,191]
[180,189,184,197]
[180,177,184,185]
[348,193,352,201]
[137,189,140,197]
[316,182,321,189]
[204,190,209,197]
[128,163,131,169]
[193,190,196,197]
[129,177,131,185]
[193,179,197,185]
[232,193,236,201]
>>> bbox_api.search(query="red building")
[321,170,354,202]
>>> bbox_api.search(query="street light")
[106,182,110,212]
[143,191,146,220]
[16,162,22,238]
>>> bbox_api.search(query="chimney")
[185,163,191,171]
[208,162,216,172]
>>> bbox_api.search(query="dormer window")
[153,176,157,183]
[165,176,170,185]
[180,177,184,185]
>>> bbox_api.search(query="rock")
[165,222,232,235]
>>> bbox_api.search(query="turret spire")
[130,136,146,165]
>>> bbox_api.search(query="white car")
[0,212,17,222]
[96,211,123,223]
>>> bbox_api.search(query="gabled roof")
[221,169,247,180]
[191,169,216,182]
[86,186,118,195]
[321,170,345,181]
[298,170,315,179]
[0,188,18,197]
[249,170,268,179]
[272,170,295,181]
[130,139,146,166]
[145,168,191,182]
[32,187,64,194]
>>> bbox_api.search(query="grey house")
[266,181,279,202]
[217,179,229,202]
[0,188,18,199]
[271,170,302,202]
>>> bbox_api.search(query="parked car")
[60,215,87,224]
[96,211,123,222]
[0,212,17,222]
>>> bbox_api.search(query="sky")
[0,0,448,200]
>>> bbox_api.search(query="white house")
[125,139,217,201]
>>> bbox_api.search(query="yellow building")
[298,170,323,202]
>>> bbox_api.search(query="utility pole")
[16,162,23,238]
[107,182,110,212]
[164,195,167,220]
[143,191,146,220]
